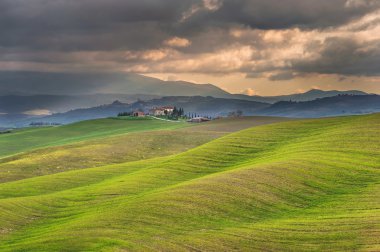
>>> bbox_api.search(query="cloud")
[208,0,380,29]
[123,45,256,74]
[1,0,378,52]
[125,49,176,61]
[23,109,52,116]
[164,37,191,47]
[245,73,264,79]
[0,0,380,84]
[203,0,223,11]
[181,0,223,21]
[241,88,256,96]
[268,72,296,81]
[345,0,379,8]
[291,37,380,76]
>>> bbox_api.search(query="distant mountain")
[0,70,374,126]
[4,94,379,127]
[0,71,371,115]
[0,71,229,97]
[145,96,269,116]
[0,94,160,114]
[10,97,269,126]
[0,71,368,103]
[261,94,380,118]
[0,114,39,128]
[0,88,369,120]
[0,89,368,116]
[276,89,368,102]
[233,89,368,103]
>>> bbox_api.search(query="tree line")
[117,111,132,117]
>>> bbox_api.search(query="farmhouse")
[149,106,174,116]
[187,117,211,123]
[133,111,145,117]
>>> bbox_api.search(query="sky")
[1,0,380,95]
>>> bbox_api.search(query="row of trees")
[187,113,212,119]
[29,122,62,126]
[117,112,132,117]
[170,107,185,118]
[228,110,243,117]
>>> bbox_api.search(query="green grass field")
[0,116,290,183]
[0,117,186,158]
[0,115,379,251]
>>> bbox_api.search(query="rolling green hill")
[0,116,291,183]
[0,117,187,158]
[0,114,379,251]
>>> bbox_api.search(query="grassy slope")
[0,117,186,158]
[0,116,291,183]
[0,114,379,251]
[0,130,215,183]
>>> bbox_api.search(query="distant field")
[182,116,295,133]
[0,114,379,251]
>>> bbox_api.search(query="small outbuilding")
[133,111,145,117]
[187,117,211,123]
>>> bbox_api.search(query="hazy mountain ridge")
[234,89,369,103]
[0,71,367,103]
[20,97,269,125]
[3,94,378,127]
[1,88,368,116]
[0,71,375,126]
[0,71,369,115]
[0,94,161,114]
[0,71,229,97]
[262,94,380,117]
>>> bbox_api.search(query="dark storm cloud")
[0,0,379,51]
[291,37,380,76]
[0,0,194,51]
[1,0,380,81]
[196,0,380,29]
[268,72,296,81]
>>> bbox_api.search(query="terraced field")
[0,114,379,251]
